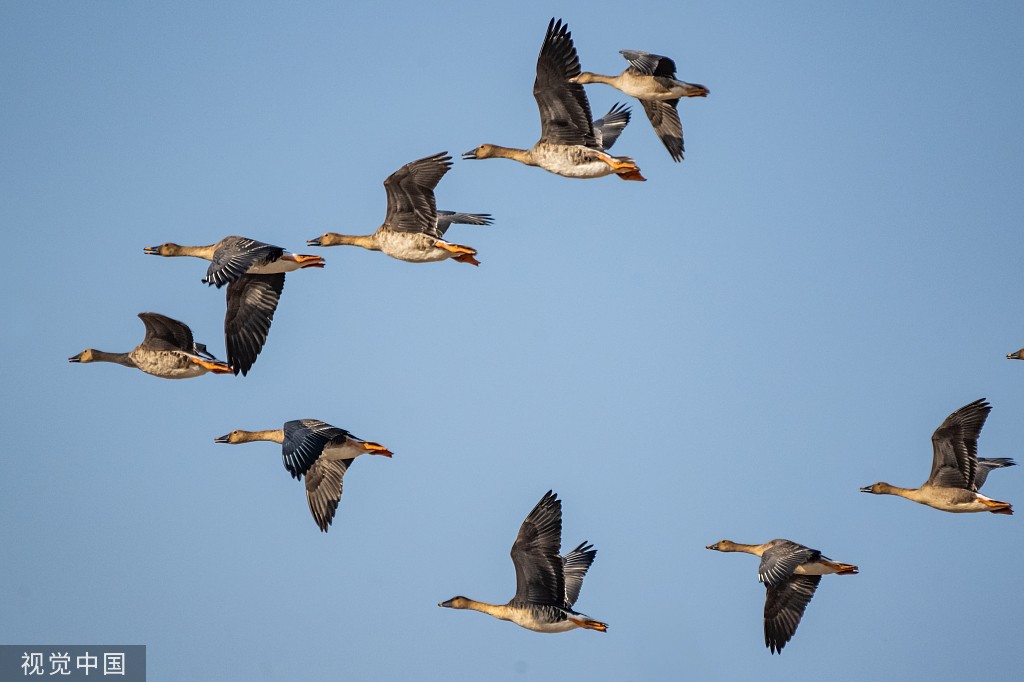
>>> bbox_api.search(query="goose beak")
[143,245,160,255]
[214,434,231,444]
[462,149,478,160]
[68,353,83,363]
[859,485,873,493]
[306,237,322,247]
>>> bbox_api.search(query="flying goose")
[706,539,858,654]
[69,312,230,379]
[438,490,607,633]
[144,236,325,375]
[860,398,1014,514]
[463,19,645,181]
[215,419,392,532]
[570,50,708,161]
[307,152,487,265]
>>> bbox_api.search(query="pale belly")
[248,256,314,274]
[509,610,578,633]
[916,486,996,513]
[615,74,675,99]
[922,497,995,513]
[130,350,208,379]
[248,260,300,274]
[616,73,698,100]
[322,441,367,461]
[793,563,835,576]
[533,146,615,179]
[376,232,450,263]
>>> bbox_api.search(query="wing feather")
[561,541,597,607]
[758,540,819,588]
[382,153,452,238]
[510,490,565,606]
[435,211,492,237]
[764,575,821,654]
[204,237,284,288]
[928,399,990,489]
[620,50,677,78]
[224,273,285,376]
[281,419,352,479]
[137,312,195,352]
[534,19,597,148]
[305,457,352,532]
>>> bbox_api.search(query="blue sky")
[2,1,1023,680]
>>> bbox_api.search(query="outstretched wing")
[382,152,452,238]
[204,237,284,289]
[974,457,1015,491]
[561,541,597,607]
[928,399,990,489]
[305,457,353,532]
[224,273,285,376]
[639,98,684,162]
[510,490,565,606]
[137,312,195,352]
[435,211,493,237]
[758,540,819,588]
[282,419,352,479]
[620,50,678,78]
[764,575,821,654]
[534,19,597,148]
[592,102,631,151]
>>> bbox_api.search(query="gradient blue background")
[2,2,1022,680]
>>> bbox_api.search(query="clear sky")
[2,1,1023,680]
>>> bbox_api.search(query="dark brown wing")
[639,98,684,162]
[305,457,352,532]
[137,312,195,352]
[561,541,596,608]
[281,419,352,479]
[620,50,678,78]
[534,19,597,148]
[764,575,821,654]
[382,152,452,238]
[591,102,631,151]
[435,211,493,237]
[509,490,565,606]
[224,273,285,376]
[758,540,819,588]
[974,457,1016,491]
[204,237,284,288]
[928,399,990,489]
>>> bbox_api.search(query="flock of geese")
[65,18,1018,654]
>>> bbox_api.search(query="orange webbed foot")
[452,253,481,266]
[573,618,608,633]
[980,498,1013,514]
[289,254,326,268]
[616,169,646,181]
[362,442,394,458]
[434,241,479,265]
[193,358,232,374]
